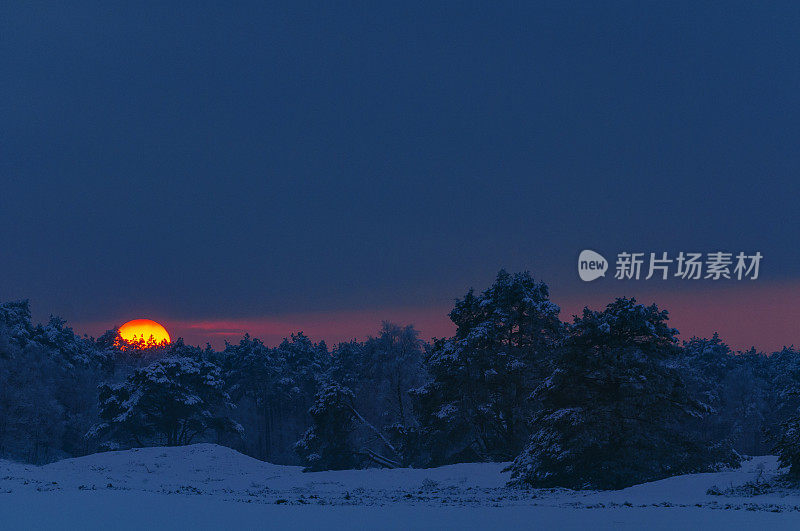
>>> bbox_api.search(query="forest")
[2,270,800,490]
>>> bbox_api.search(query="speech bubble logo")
[578,250,608,281]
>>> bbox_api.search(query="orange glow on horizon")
[118,319,171,346]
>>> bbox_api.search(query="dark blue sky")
[2,3,799,348]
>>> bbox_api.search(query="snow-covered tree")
[322,323,429,467]
[0,343,66,463]
[770,347,800,477]
[223,334,287,460]
[295,383,361,471]
[328,323,428,461]
[676,335,738,450]
[676,338,773,456]
[774,415,800,478]
[295,381,401,471]
[221,332,330,463]
[361,323,428,429]
[328,339,366,391]
[508,298,737,490]
[412,270,563,465]
[90,357,241,447]
[768,347,800,424]
[277,332,330,398]
[0,300,105,463]
[719,348,773,455]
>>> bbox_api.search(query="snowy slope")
[1,444,800,530]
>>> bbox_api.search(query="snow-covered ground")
[2,444,800,530]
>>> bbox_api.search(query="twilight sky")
[2,2,799,351]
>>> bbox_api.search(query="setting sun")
[118,319,171,346]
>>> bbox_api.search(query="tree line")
[2,270,800,489]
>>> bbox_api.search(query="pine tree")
[508,298,735,490]
[0,300,105,463]
[222,334,285,459]
[220,332,331,463]
[677,335,741,458]
[295,383,361,471]
[412,270,562,465]
[722,351,772,455]
[90,357,241,447]
[774,415,800,478]
[771,347,800,477]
